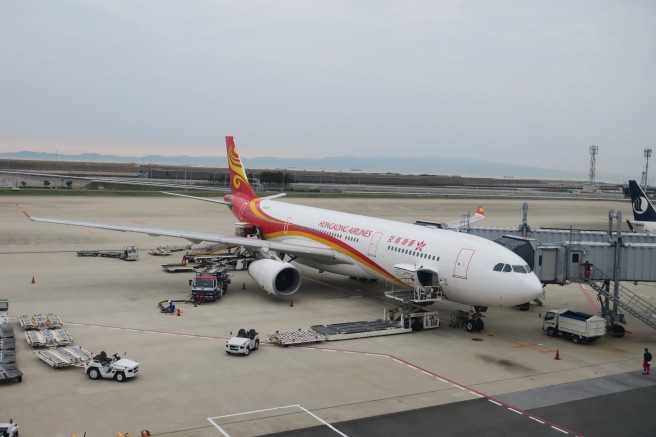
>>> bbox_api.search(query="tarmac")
[1,195,656,436]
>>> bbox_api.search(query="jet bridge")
[436,204,656,335]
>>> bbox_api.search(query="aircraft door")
[569,249,583,281]
[368,232,383,257]
[539,248,557,282]
[284,217,291,235]
[453,248,475,279]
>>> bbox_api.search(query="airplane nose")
[524,273,544,302]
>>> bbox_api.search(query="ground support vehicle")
[84,351,140,382]
[1,301,23,383]
[161,264,195,273]
[189,266,231,303]
[18,313,62,330]
[149,244,188,255]
[269,289,441,346]
[0,418,19,437]
[226,329,260,355]
[34,345,93,368]
[0,299,8,327]
[76,245,138,261]
[543,308,606,344]
[1,327,22,383]
[25,329,74,347]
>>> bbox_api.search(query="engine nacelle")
[248,259,301,296]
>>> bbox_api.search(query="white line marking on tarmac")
[507,408,523,415]
[551,426,569,434]
[436,377,448,383]
[530,417,546,424]
[488,400,503,406]
[207,404,348,437]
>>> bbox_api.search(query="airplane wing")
[17,205,353,266]
[161,191,286,205]
[445,205,485,230]
[416,206,485,231]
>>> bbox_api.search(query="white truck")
[226,329,260,355]
[84,351,140,382]
[542,308,606,344]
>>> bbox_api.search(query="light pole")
[644,148,652,193]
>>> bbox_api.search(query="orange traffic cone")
[31,276,35,284]
[242,282,246,289]
[290,299,294,308]
[554,349,560,360]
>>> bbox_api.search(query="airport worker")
[583,260,593,281]
[167,300,176,314]
[643,348,652,375]
[182,253,188,265]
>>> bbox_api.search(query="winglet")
[16,203,32,219]
[475,206,484,216]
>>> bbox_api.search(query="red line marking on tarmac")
[301,344,584,436]
[66,320,584,436]
[63,321,230,341]
[580,283,600,315]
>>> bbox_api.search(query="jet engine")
[248,259,301,296]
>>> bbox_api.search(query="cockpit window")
[493,263,504,272]
[512,265,528,273]
[502,264,512,272]
[525,264,532,273]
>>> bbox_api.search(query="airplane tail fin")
[628,180,656,221]
[475,206,484,217]
[226,136,257,200]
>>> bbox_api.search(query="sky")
[0,1,655,182]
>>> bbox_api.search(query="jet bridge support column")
[605,210,626,336]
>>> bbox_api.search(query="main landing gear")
[465,306,487,332]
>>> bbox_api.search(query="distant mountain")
[0,150,586,180]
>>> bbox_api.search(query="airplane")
[627,180,656,234]
[18,136,544,331]
[416,205,485,231]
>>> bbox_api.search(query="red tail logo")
[226,136,257,199]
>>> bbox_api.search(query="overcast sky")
[1,1,654,182]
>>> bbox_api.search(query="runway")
[1,195,655,436]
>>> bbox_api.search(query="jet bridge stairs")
[586,267,656,334]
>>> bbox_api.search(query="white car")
[225,329,260,356]
[84,351,139,382]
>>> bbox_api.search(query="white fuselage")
[255,199,543,308]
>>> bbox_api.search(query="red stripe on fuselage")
[230,196,397,282]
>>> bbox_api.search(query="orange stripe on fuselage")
[230,198,398,282]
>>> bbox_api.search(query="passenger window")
[493,263,504,272]
[512,265,527,273]
[502,264,512,272]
